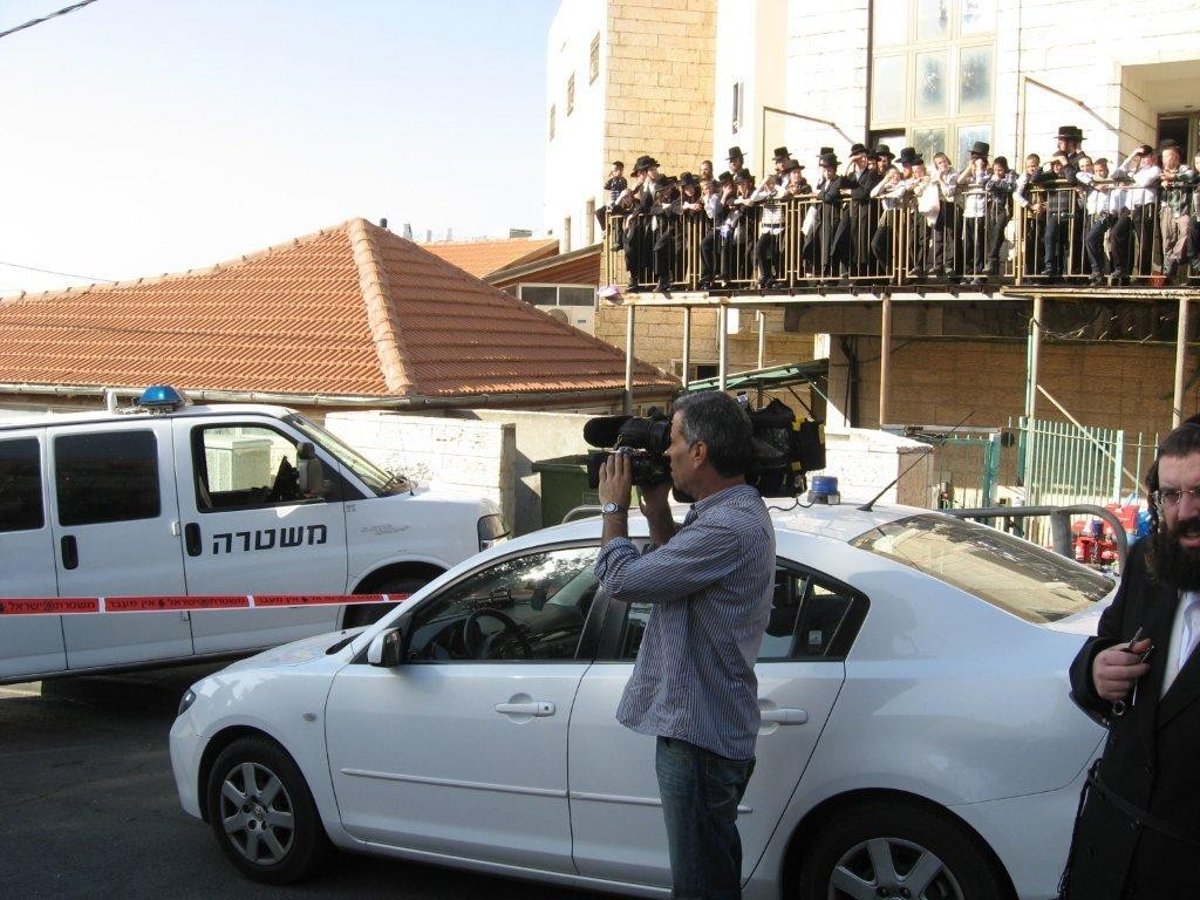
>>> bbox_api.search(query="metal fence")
[602,181,1195,293]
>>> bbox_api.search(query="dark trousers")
[653,235,675,290]
[1086,214,1114,275]
[756,231,781,283]
[1043,212,1069,276]
[656,736,755,900]
[700,230,719,283]
[986,210,1009,274]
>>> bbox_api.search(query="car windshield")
[284,413,409,497]
[850,513,1115,624]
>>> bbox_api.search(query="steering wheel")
[461,608,533,660]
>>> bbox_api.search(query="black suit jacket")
[1065,539,1200,899]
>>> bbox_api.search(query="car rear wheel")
[797,801,1005,900]
[206,736,332,884]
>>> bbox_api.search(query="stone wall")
[324,412,517,531]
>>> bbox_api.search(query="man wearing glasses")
[1060,415,1200,899]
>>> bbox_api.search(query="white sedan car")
[170,500,1113,899]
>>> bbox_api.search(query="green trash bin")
[531,454,599,527]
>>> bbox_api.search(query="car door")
[325,544,601,871]
[50,421,193,670]
[177,418,344,654]
[0,432,67,679]
[567,563,864,888]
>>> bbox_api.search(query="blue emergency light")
[135,384,188,412]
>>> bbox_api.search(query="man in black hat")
[622,155,660,291]
[727,146,751,183]
[845,142,879,276]
[804,151,852,283]
[958,142,991,279]
[650,175,682,296]
[720,169,757,285]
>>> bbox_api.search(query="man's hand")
[597,452,633,509]
[1092,638,1152,703]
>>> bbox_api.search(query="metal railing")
[602,181,1197,293]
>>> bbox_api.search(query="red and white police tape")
[0,593,409,616]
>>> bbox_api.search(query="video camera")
[583,397,826,498]
[584,410,673,490]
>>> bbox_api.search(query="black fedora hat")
[898,146,918,164]
[818,152,839,168]
[1057,124,1084,141]
[968,141,990,157]
[782,158,805,171]
[773,146,790,161]
[727,146,745,160]
[733,168,755,183]
[849,142,869,158]
[874,143,895,160]
[819,146,834,156]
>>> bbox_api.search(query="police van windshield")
[850,514,1115,624]
[285,414,411,496]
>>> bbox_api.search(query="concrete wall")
[323,412,517,532]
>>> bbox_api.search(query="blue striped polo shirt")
[594,483,775,760]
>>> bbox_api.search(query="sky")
[0,0,561,295]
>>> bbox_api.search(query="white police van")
[0,386,507,683]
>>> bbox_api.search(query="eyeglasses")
[1153,486,1200,507]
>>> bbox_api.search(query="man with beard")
[1060,416,1200,899]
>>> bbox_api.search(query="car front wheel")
[206,736,332,885]
[797,800,1006,900]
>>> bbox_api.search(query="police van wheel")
[344,575,427,628]
[206,736,332,885]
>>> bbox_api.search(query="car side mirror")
[296,442,327,498]
[367,626,407,668]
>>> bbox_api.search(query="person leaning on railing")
[1158,140,1196,282]
[1109,145,1161,286]
[1079,156,1117,286]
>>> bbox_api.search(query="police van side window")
[0,437,45,532]
[192,425,315,512]
[55,431,160,526]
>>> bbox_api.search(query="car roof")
[0,401,295,432]
[504,497,930,553]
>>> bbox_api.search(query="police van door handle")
[184,523,202,557]
[60,535,79,570]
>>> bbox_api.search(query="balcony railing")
[601,182,1197,294]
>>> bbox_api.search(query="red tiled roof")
[0,219,675,401]
[422,237,561,278]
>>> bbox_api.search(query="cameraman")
[594,391,775,900]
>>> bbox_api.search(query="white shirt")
[1163,590,1200,695]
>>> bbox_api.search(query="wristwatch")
[601,501,627,516]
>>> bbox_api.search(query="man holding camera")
[1060,415,1200,898]
[593,391,775,900]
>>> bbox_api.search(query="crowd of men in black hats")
[601,126,1200,293]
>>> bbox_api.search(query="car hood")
[219,628,364,674]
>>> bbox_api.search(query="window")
[404,546,600,661]
[55,431,160,526]
[549,104,556,140]
[191,424,331,512]
[567,73,575,116]
[518,284,596,307]
[614,564,868,662]
[0,437,44,532]
[851,514,1113,624]
[732,81,744,133]
[589,34,600,84]
[869,0,996,161]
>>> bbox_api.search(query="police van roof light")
[136,385,188,412]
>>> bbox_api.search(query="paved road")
[0,665,615,900]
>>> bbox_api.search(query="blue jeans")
[655,736,755,900]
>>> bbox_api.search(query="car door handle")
[760,708,808,725]
[493,701,556,717]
